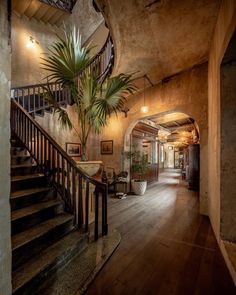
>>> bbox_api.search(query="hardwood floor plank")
[86,169,236,295]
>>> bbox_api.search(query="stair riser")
[12,203,64,235]
[11,177,48,193]
[11,166,39,176]
[11,140,25,148]
[12,219,74,270]
[11,147,28,156]
[11,189,54,211]
[11,156,33,166]
[13,234,88,295]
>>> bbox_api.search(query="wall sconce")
[121,106,129,117]
[140,75,149,113]
[26,36,39,48]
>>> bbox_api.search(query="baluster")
[102,185,108,236]
[22,89,25,109]
[28,88,30,112]
[94,188,99,240]
[72,168,76,219]
[33,87,36,115]
[67,162,70,199]
[52,146,55,183]
[62,157,65,198]
[40,132,43,165]
[57,152,60,188]
[85,179,89,232]
[36,129,39,162]
[78,175,83,228]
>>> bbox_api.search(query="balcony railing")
[39,0,77,12]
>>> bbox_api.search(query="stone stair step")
[11,199,63,235]
[12,213,74,270]
[12,230,88,295]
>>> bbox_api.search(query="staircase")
[11,133,88,295]
[12,0,77,26]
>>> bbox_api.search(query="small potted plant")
[126,148,149,195]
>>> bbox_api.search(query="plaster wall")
[11,0,104,87]
[0,0,12,293]
[208,0,236,241]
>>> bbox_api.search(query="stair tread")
[12,213,73,251]
[12,230,85,293]
[11,163,37,168]
[11,173,44,182]
[11,187,50,199]
[11,155,31,158]
[11,199,62,222]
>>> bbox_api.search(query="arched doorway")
[123,111,200,191]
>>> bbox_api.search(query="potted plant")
[125,148,149,195]
[41,26,136,161]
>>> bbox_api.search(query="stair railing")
[39,0,77,12]
[11,99,108,240]
[11,35,114,115]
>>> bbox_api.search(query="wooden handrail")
[11,99,108,239]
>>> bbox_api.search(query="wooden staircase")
[11,133,88,295]
[12,0,77,26]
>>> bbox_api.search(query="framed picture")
[66,142,81,157]
[101,140,113,155]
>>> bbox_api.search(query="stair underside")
[12,0,71,26]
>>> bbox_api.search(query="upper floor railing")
[11,100,108,240]
[39,0,77,12]
[11,35,114,117]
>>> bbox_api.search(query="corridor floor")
[86,169,236,295]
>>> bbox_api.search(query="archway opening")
[124,111,200,192]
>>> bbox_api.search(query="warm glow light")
[26,40,34,48]
[141,105,149,113]
[26,36,39,49]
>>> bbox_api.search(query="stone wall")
[0,0,12,293]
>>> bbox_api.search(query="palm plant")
[41,26,136,161]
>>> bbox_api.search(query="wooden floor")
[86,169,236,295]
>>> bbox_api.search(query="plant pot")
[131,180,147,195]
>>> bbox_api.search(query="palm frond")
[41,25,92,85]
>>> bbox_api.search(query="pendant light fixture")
[141,75,149,113]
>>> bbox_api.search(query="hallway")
[86,170,235,295]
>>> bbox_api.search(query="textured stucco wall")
[208,0,236,241]
[11,0,104,87]
[0,1,12,294]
